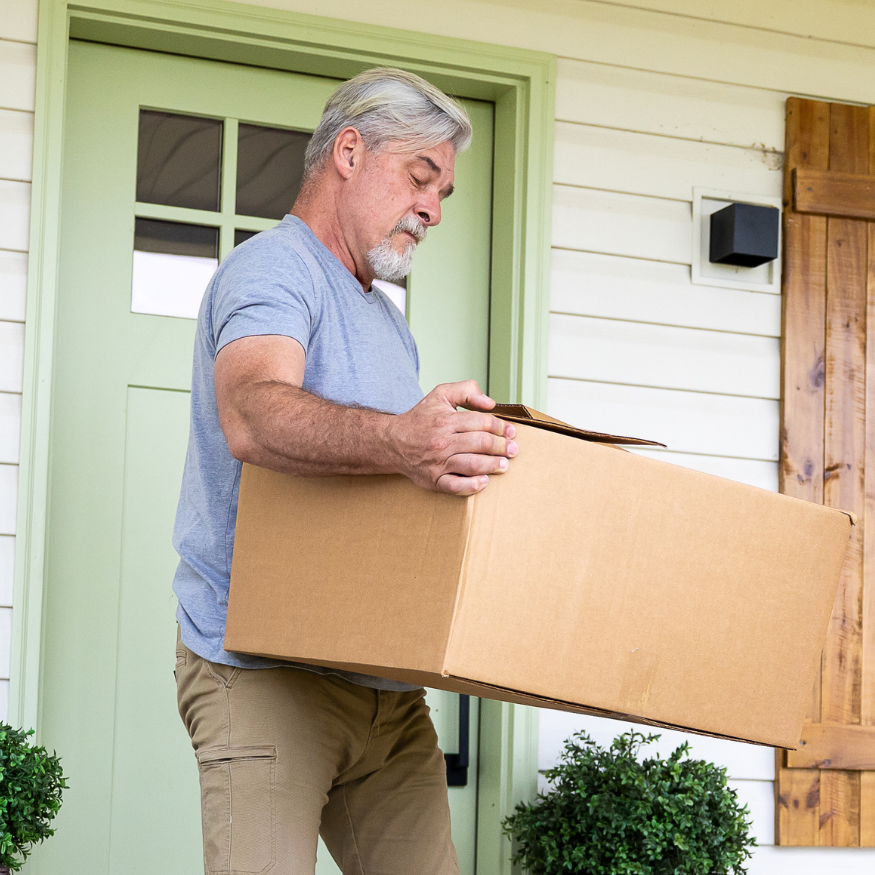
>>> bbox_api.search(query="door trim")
[13,2,552,872]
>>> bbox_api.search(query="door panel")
[34,41,493,874]
[109,387,201,872]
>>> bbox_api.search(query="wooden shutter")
[776,97,875,846]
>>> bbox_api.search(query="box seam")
[442,493,478,678]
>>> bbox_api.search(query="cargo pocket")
[196,745,276,875]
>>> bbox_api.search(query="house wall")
[0,0,37,724]
[2,0,874,869]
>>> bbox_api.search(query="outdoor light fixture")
[709,202,780,268]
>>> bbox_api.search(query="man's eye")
[411,175,425,187]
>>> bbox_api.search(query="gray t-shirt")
[172,215,423,690]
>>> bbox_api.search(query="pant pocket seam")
[197,746,276,875]
[205,660,243,690]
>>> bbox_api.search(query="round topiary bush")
[0,723,68,873]
[503,729,756,875]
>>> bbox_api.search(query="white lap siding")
[548,59,784,486]
[0,0,37,724]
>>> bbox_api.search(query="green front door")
[34,41,494,874]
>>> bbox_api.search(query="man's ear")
[332,127,363,180]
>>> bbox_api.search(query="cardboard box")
[225,406,851,748]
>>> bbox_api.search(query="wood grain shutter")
[776,97,875,847]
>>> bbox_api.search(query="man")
[173,68,518,875]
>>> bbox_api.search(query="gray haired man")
[173,68,518,874]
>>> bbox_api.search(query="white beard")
[367,216,427,283]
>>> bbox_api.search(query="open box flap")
[492,404,666,448]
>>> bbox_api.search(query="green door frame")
[11,1,554,872]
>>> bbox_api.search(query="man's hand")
[385,380,518,496]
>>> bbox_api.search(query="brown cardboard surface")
[226,416,851,749]
[248,654,775,745]
[227,469,472,673]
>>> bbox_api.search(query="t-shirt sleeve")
[210,242,314,357]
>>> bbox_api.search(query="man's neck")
[290,201,373,294]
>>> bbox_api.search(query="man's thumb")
[442,379,495,411]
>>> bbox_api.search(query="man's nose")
[416,193,441,227]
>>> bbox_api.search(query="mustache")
[389,215,427,244]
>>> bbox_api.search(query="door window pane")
[137,110,222,211]
[372,279,407,317]
[234,229,259,248]
[135,218,218,258]
[132,218,218,319]
[236,124,310,219]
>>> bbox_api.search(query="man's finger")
[442,453,510,478]
[448,431,518,459]
[435,473,490,496]
[451,410,517,440]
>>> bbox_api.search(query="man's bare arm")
[214,335,517,496]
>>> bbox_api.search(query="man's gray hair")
[303,67,473,178]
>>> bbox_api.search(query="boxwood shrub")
[503,729,756,875]
[0,724,67,872]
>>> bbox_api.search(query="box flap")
[491,404,665,447]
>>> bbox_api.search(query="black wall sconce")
[709,202,780,268]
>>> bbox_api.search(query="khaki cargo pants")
[176,631,460,875]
